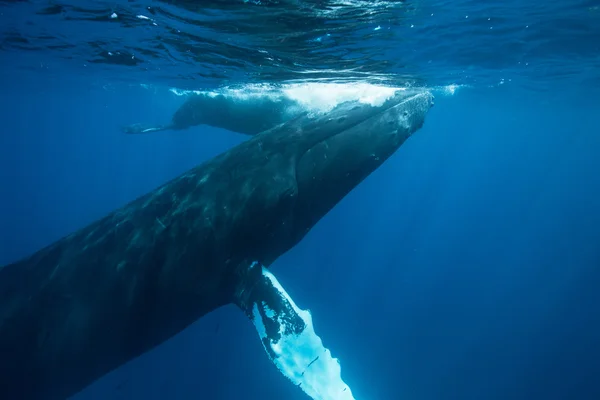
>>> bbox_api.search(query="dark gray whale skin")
[0,90,433,400]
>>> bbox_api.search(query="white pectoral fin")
[234,261,356,400]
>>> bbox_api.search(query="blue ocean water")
[1,1,599,400]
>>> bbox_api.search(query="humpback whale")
[123,91,303,135]
[0,90,433,400]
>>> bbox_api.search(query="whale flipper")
[234,261,355,400]
[122,122,174,134]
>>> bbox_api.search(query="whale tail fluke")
[234,261,356,400]
[121,123,174,134]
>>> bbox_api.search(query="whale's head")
[289,89,433,242]
[218,89,433,267]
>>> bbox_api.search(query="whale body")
[123,91,303,135]
[0,90,433,400]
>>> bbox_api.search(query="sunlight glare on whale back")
[169,81,405,115]
[280,82,402,113]
[249,263,356,400]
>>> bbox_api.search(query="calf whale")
[0,90,433,400]
[122,83,404,137]
[123,91,303,136]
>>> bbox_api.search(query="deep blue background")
[1,81,599,400]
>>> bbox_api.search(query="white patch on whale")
[250,264,356,400]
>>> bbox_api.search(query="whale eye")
[336,116,346,123]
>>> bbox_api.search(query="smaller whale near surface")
[0,90,433,400]
[123,90,304,135]
[122,83,404,136]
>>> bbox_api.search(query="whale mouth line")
[292,89,433,200]
[303,91,431,155]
